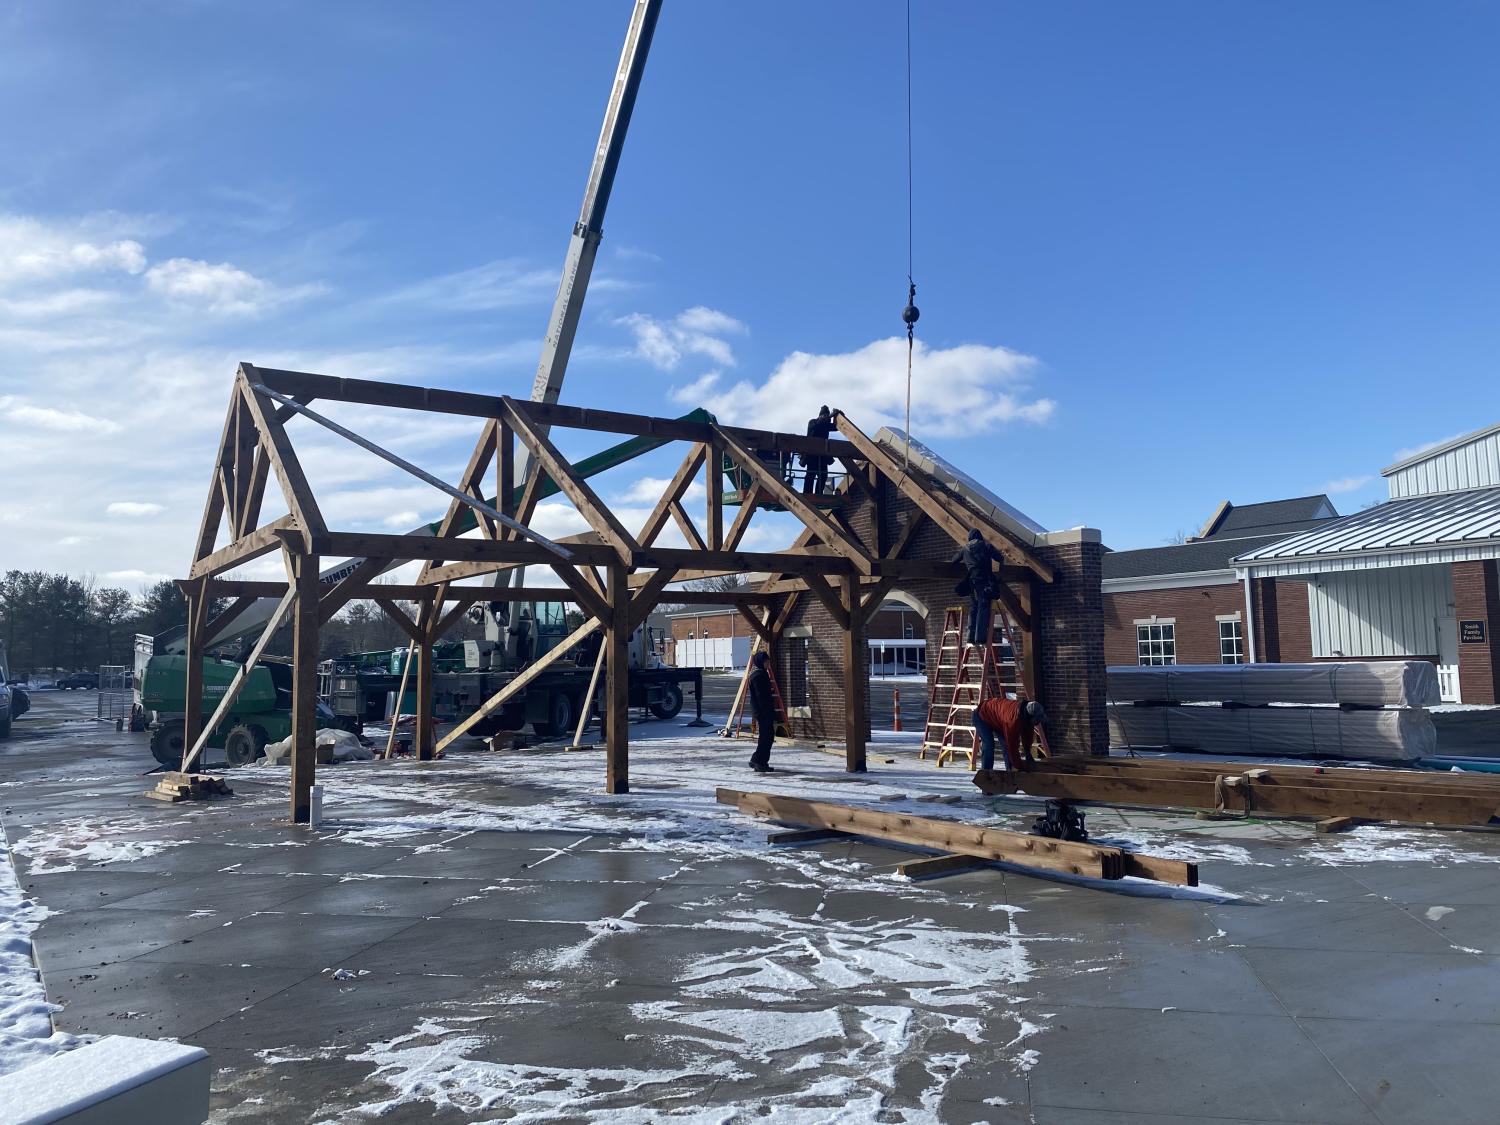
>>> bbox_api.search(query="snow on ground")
[0,820,80,1077]
[9,813,194,875]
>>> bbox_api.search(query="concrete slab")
[1240,947,1500,1023]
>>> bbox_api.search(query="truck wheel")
[649,683,684,721]
[150,720,186,768]
[533,691,575,738]
[224,723,267,766]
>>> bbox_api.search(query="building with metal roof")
[1225,421,1500,705]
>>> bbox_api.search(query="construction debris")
[719,787,1198,887]
[144,771,233,803]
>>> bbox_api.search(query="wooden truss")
[182,363,1056,824]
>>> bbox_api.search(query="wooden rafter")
[237,366,327,550]
[638,444,706,547]
[627,566,680,632]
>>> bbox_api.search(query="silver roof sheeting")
[1233,486,1500,577]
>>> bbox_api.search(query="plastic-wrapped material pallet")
[1107,661,1440,708]
[1108,703,1435,762]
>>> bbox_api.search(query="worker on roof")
[953,528,1006,645]
[973,696,1046,772]
[746,650,778,774]
[801,405,835,496]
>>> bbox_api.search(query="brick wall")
[668,611,749,645]
[1103,578,1311,666]
[1103,584,1244,665]
[1454,560,1500,704]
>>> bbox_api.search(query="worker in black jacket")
[801,405,834,495]
[953,528,1007,645]
[746,650,778,773]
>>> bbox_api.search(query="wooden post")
[290,551,320,824]
[606,562,630,794]
[414,600,436,761]
[180,580,208,765]
[705,442,723,550]
[842,573,867,772]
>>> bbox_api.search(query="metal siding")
[1387,432,1500,498]
[1307,564,1451,658]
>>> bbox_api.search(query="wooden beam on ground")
[435,616,601,752]
[899,853,985,880]
[972,761,1500,828]
[718,789,1197,885]
[767,827,846,845]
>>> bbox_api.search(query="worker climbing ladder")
[721,640,790,739]
[922,605,1046,768]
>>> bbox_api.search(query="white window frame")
[1216,614,1244,665]
[1134,617,1176,666]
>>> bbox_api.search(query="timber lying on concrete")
[717,787,1198,887]
[974,757,1500,828]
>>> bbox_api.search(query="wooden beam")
[606,563,630,794]
[435,616,601,752]
[628,566,680,632]
[842,573,866,773]
[180,587,298,773]
[203,596,257,647]
[735,604,773,645]
[718,789,1197,886]
[548,563,611,624]
[238,367,327,549]
[192,396,239,564]
[899,853,984,880]
[705,442,724,550]
[834,413,1054,583]
[668,499,708,551]
[289,552,320,824]
[180,581,209,756]
[767,827,846,845]
[638,445,706,548]
[373,598,425,644]
[973,762,1500,827]
[723,483,762,552]
[419,419,497,579]
[189,515,298,579]
[415,601,437,760]
[318,556,390,626]
[503,399,640,563]
[801,571,849,630]
[252,367,859,459]
[713,424,874,575]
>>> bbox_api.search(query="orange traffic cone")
[892,688,903,732]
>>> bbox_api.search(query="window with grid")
[1136,622,1176,666]
[1218,619,1244,664]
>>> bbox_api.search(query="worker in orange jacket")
[973,696,1046,771]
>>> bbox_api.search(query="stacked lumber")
[1107,661,1441,708]
[717,788,1197,887]
[1108,703,1435,762]
[145,771,234,803]
[974,758,1500,827]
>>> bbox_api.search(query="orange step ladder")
[722,640,790,738]
[921,604,1047,768]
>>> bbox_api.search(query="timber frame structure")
[181,363,1074,824]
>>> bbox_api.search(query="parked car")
[0,678,10,738]
[56,671,99,690]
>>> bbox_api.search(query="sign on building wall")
[1460,619,1487,644]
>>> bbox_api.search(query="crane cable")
[900,0,920,474]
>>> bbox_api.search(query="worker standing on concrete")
[801,405,834,495]
[510,608,534,665]
[973,696,1045,771]
[953,528,1006,645]
[747,650,777,773]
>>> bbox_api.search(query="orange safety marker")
[892,688,903,732]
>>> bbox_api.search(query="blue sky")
[2,1,1497,585]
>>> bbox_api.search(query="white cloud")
[1392,432,1468,464]
[1322,474,1374,494]
[384,510,421,528]
[617,306,746,370]
[57,535,96,547]
[615,476,706,505]
[678,336,1053,437]
[0,214,146,284]
[381,259,556,312]
[144,257,308,316]
[105,501,165,518]
[103,568,171,584]
[0,395,122,433]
